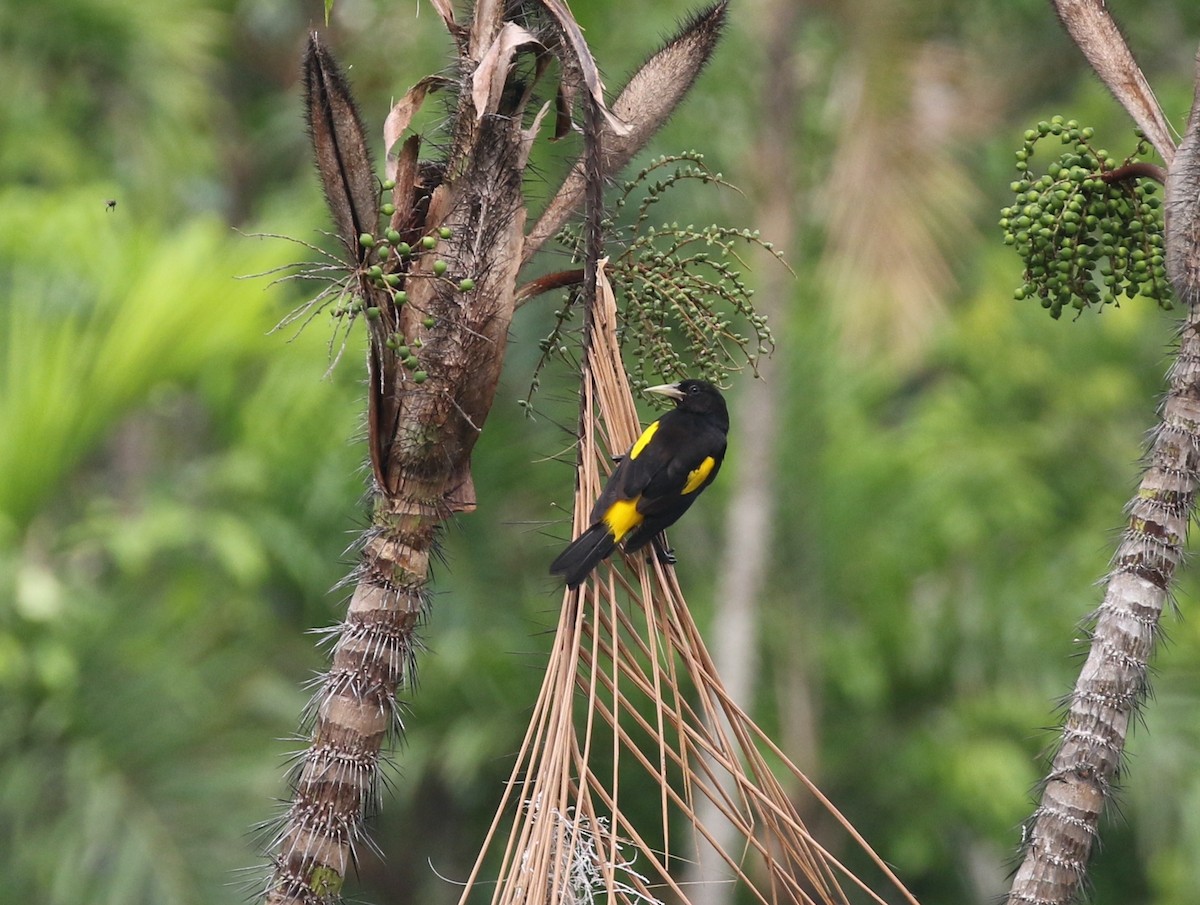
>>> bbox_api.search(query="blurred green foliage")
[3,1,1200,905]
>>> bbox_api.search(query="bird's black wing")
[635,413,726,516]
[587,413,676,524]
[620,413,726,554]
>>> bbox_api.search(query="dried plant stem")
[1101,161,1168,184]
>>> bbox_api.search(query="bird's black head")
[646,379,729,428]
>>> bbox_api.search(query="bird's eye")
[688,384,699,394]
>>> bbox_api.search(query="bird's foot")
[651,535,677,566]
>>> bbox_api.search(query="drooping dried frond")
[459,265,919,905]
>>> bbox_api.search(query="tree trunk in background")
[685,2,806,900]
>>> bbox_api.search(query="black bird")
[551,379,729,589]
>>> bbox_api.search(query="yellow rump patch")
[628,420,660,460]
[682,456,715,494]
[603,496,643,541]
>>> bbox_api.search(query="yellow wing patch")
[628,420,660,460]
[603,496,643,541]
[682,456,716,494]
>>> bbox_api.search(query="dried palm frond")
[458,264,920,905]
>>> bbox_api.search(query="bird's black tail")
[550,524,617,589]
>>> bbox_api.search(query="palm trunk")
[1006,54,1200,905]
[266,505,433,904]
[1006,302,1200,904]
[264,23,528,904]
[260,6,732,902]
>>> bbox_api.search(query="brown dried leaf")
[425,183,452,234]
[366,346,393,491]
[518,100,554,168]
[1051,0,1175,164]
[427,0,456,31]
[445,460,478,514]
[303,33,379,261]
[389,134,421,234]
[468,0,504,60]
[523,2,729,263]
[471,22,542,119]
[533,0,626,134]
[553,80,575,140]
[384,76,451,181]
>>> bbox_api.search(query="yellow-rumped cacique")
[550,379,729,589]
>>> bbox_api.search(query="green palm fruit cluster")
[1000,117,1169,319]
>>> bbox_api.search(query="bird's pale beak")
[644,383,685,401]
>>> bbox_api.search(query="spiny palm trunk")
[265,28,527,905]
[1007,300,1200,904]
[1006,49,1200,905]
[262,5,730,903]
[267,509,431,903]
